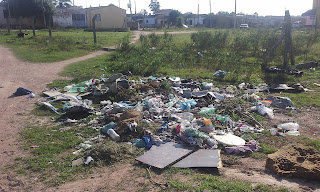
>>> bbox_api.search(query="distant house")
[86,5,127,30]
[0,2,19,28]
[154,9,172,28]
[53,6,86,28]
[302,9,317,27]
[143,15,156,28]
[184,14,206,28]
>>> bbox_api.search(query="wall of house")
[87,6,126,29]
[53,7,86,28]
[53,9,72,27]
[314,0,320,9]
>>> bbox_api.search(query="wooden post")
[283,10,295,69]
[262,10,295,71]
[32,16,36,37]
[92,15,98,44]
[48,16,52,38]
[6,0,11,34]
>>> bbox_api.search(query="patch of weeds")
[85,139,142,165]
[47,79,79,89]
[299,137,320,151]
[251,152,267,159]
[11,124,95,186]
[161,81,172,91]
[260,143,278,154]
[32,104,58,117]
[181,169,192,175]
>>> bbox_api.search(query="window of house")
[72,14,85,21]
[189,20,193,25]
[146,19,149,23]
[3,10,8,19]
[95,14,101,21]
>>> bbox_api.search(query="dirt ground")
[0,31,320,192]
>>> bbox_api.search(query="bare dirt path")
[0,46,113,191]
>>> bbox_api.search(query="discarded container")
[133,139,147,148]
[251,105,274,119]
[85,156,94,165]
[143,136,153,149]
[199,107,216,115]
[199,119,214,133]
[68,87,86,93]
[267,96,293,109]
[159,122,168,133]
[277,123,299,131]
[107,129,120,141]
[102,122,117,135]
[183,89,192,98]
[177,112,194,121]
[285,130,300,136]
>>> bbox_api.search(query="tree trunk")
[92,15,97,44]
[19,17,22,33]
[48,16,52,38]
[32,16,36,37]
[6,1,11,34]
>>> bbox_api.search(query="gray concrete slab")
[135,142,195,169]
[173,149,222,168]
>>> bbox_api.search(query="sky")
[72,0,313,16]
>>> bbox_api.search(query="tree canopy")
[4,0,55,18]
[149,0,160,13]
[53,0,72,8]
[168,10,182,26]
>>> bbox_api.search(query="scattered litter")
[30,145,40,148]
[13,87,32,96]
[213,134,246,146]
[225,140,261,154]
[36,73,310,171]
[85,156,94,165]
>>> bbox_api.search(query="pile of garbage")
[38,73,302,167]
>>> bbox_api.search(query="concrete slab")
[136,142,195,169]
[173,149,222,168]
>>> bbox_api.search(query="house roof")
[154,9,172,16]
[85,4,125,11]
[302,9,317,16]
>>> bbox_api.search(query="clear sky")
[73,0,313,16]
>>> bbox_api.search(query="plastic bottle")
[102,122,117,135]
[68,87,86,93]
[107,129,120,141]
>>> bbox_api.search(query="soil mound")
[266,144,320,181]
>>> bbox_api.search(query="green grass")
[0,29,130,62]
[167,174,288,192]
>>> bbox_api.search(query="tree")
[168,10,182,26]
[53,0,71,8]
[4,0,55,36]
[149,0,160,13]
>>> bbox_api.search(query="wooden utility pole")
[209,0,212,28]
[6,0,11,34]
[92,15,98,44]
[42,0,47,28]
[261,10,295,70]
[234,0,237,28]
[134,0,137,14]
